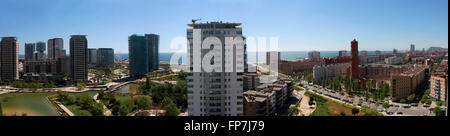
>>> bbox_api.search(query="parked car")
[411,103,418,106]
[397,112,403,115]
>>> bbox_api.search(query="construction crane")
[192,18,202,24]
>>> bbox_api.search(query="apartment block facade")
[186,22,246,116]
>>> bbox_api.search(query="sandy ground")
[298,95,316,116]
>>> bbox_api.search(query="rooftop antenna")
[192,18,202,24]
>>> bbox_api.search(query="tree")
[382,102,390,109]
[77,83,87,90]
[425,99,432,105]
[400,99,407,104]
[391,98,397,102]
[79,94,94,109]
[407,94,416,103]
[65,95,76,105]
[89,102,104,116]
[137,96,153,110]
[367,80,372,92]
[164,102,180,116]
[119,105,130,116]
[56,90,68,101]
[344,78,350,92]
[433,106,442,116]
[436,101,443,107]
[288,106,299,116]
[111,105,120,116]
[160,97,174,109]
[351,108,360,116]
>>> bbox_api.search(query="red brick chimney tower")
[350,39,359,79]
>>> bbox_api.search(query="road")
[298,80,435,116]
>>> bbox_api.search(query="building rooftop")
[70,35,87,37]
[188,21,242,29]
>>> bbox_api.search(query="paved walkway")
[93,93,112,116]
[0,86,103,95]
[54,101,75,116]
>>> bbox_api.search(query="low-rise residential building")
[279,58,325,73]
[359,54,392,65]
[243,73,260,91]
[243,78,293,116]
[385,56,402,65]
[324,56,352,65]
[313,63,350,83]
[363,64,409,78]
[243,90,276,116]
[387,66,426,99]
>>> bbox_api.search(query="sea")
[115,51,392,64]
[19,51,391,64]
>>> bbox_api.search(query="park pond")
[113,84,139,94]
[0,93,59,116]
[0,91,100,116]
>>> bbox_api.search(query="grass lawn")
[114,94,133,103]
[310,101,333,116]
[65,104,92,116]
[61,90,100,116]
[308,91,367,116]
[154,75,179,81]
[128,84,139,94]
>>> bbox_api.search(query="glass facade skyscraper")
[96,48,114,68]
[145,34,159,71]
[70,35,88,81]
[128,35,149,78]
[128,34,159,78]
[0,37,19,80]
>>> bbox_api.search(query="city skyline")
[0,0,448,54]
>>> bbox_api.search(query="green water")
[0,91,101,116]
[0,93,59,116]
[113,84,139,94]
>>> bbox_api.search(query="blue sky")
[0,0,447,54]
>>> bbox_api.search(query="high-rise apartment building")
[48,38,65,60]
[339,50,348,57]
[35,41,46,60]
[430,72,448,102]
[96,48,114,68]
[308,51,321,59]
[350,39,359,79]
[410,44,415,52]
[25,43,36,61]
[128,35,149,78]
[128,34,159,78]
[70,35,88,81]
[0,37,19,80]
[266,51,280,65]
[361,50,368,56]
[145,34,159,71]
[87,48,97,65]
[187,22,246,116]
[375,50,382,55]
